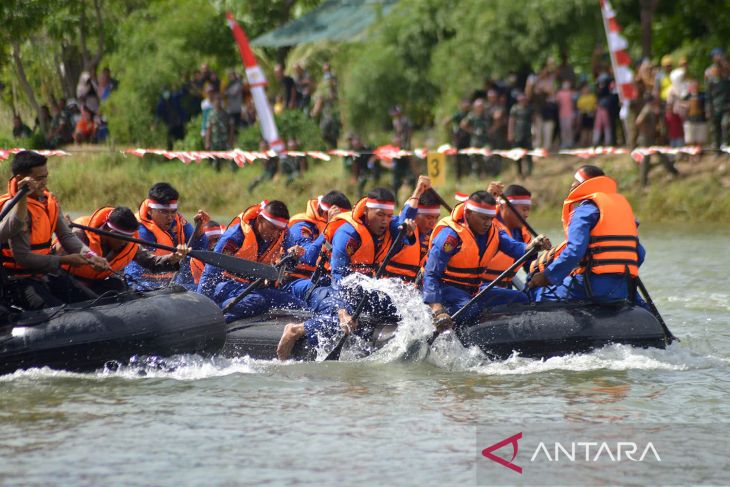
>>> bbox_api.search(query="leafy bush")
[236,109,325,150]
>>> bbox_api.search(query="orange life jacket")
[429,202,500,293]
[190,257,205,285]
[487,218,533,286]
[382,229,428,282]
[221,204,285,283]
[0,178,59,277]
[321,197,393,277]
[136,198,187,281]
[287,198,327,280]
[66,207,139,281]
[561,176,639,277]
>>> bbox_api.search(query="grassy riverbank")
[2,147,729,224]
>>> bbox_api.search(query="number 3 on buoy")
[427,152,446,187]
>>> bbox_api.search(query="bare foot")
[277,322,305,360]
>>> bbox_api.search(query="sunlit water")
[1,226,728,486]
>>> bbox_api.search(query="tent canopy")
[251,0,398,48]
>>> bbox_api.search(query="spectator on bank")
[508,93,535,177]
[200,86,216,138]
[224,70,243,130]
[274,64,297,110]
[12,115,32,139]
[155,87,186,150]
[77,71,100,115]
[593,75,613,146]
[34,105,51,136]
[665,103,684,147]
[557,49,577,88]
[678,79,708,145]
[705,48,730,149]
[346,134,379,194]
[247,140,278,193]
[445,98,472,180]
[293,63,312,111]
[205,92,235,171]
[47,101,73,148]
[73,106,96,143]
[556,81,576,148]
[280,138,304,185]
[311,73,341,148]
[637,96,679,186]
[655,56,674,102]
[460,98,490,175]
[577,84,597,147]
[97,67,118,102]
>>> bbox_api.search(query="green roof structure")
[251,0,398,47]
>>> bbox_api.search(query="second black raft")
[223,301,669,361]
[0,286,227,375]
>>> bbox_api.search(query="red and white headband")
[317,195,331,212]
[147,199,178,210]
[260,209,288,229]
[465,199,497,216]
[105,220,137,236]
[365,198,395,211]
[505,195,532,206]
[454,192,468,202]
[574,169,591,184]
[204,225,225,237]
[417,205,441,215]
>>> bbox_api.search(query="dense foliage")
[2,0,729,145]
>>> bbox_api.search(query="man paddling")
[528,165,646,303]
[124,182,209,289]
[280,190,352,301]
[0,151,110,310]
[487,182,536,288]
[422,191,550,330]
[0,177,41,243]
[381,189,441,283]
[197,200,304,322]
[60,206,189,294]
[276,177,430,360]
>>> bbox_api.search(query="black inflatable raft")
[0,286,227,375]
[223,301,668,361]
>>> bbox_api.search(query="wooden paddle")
[323,223,408,361]
[70,222,279,281]
[220,253,298,314]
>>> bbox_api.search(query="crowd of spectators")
[10,67,116,147]
[442,47,730,180]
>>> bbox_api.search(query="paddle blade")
[188,250,279,281]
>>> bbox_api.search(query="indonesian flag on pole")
[600,0,636,102]
[226,12,284,153]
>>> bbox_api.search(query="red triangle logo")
[481,432,523,474]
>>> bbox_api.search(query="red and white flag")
[226,12,284,153]
[600,0,636,102]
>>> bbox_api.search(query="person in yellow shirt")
[576,84,597,147]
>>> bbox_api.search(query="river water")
[1,225,729,486]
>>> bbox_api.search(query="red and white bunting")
[600,0,636,102]
[0,148,70,161]
[630,145,702,163]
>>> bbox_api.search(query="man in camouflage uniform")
[460,98,491,176]
[705,48,730,149]
[205,93,235,171]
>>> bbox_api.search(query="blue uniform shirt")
[329,204,417,288]
[124,217,206,285]
[284,221,326,268]
[422,225,527,304]
[196,223,275,297]
[544,202,645,285]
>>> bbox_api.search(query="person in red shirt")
[664,103,684,147]
[74,106,96,143]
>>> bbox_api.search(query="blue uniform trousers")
[441,284,529,327]
[214,280,305,323]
